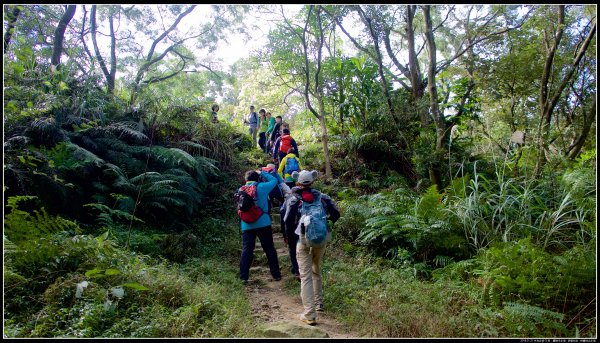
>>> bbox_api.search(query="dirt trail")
[244,212,360,338]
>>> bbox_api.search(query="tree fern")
[151,146,197,170]
[104,121,150,145]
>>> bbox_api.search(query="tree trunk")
[424,5,445,189]
[567,96,596,160]
[301,6,333,179]
[318,98,333,179]
[407,5,428,128]
[51,5,77,68]
[534,6,595,176]
[91,5,115,95]
[4,5,22,54]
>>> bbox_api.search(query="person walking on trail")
[236,169,282,283]
[262,163,291,233]
[258,109,269,153]
[269,115,283,157]
[283,170,340,325]
[211,104,219,123]
[273,127,299,165]
[265,112,276,153]
[261,163,291,215]
[278,147,302,189]
[243,105,259,148]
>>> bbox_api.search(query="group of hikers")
[235,105,340,326]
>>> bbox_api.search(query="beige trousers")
[296,239,326,320]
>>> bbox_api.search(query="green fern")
[502,301,567,336]
[4,196,80,246]
[104,122,150,145]
[151,146,197,170]
[83,203,144,228]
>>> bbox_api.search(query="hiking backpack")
[283,156,300,176]
[235,184,263,223]
[280,135,292,154]
[298,193,329,248]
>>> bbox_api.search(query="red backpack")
[235,184,263,223]
[280,135,292,154]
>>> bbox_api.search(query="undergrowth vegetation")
[322,148,596,337]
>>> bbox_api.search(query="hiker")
[269,115,283,157]
[258,109,269,153]
[272,127,299,165]
[243,105,259,148]
[236,169,282,283]
[262,163,291,233]
[261,163,291,214]
[283,170,340,325]
[210,104,219,123]
[265,112,276,153]
[278,147,302,189]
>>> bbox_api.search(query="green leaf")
[105,268,121,276]
[122,282,149,291]
[85,268,103,277]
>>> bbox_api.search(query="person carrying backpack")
[265,112,276,153]
[243,105,259,149]
[272,128,299,165]
[235,169,282,283]
[269,115,283,154]
[278,147,302,189]
[258,109,269,153]
[262,163,291,212]
[283,170,340,325]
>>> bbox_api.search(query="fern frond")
[4,135,30,150]
[4,196,80,246]
[151,146,197,170]
[105,122,150,145]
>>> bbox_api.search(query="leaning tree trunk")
[51,5,77,68]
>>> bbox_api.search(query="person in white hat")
[283,169,340,325]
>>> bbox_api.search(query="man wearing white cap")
[283,169,340,325]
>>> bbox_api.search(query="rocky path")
[243,212,360,338]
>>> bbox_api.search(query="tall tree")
[268,5,334,179]
[90,5,117,94]
[534,5,596,176]
[3,5,23,54]
[50,5,76,68]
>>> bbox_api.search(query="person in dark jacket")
[272,128,299,165]
[283,170,340,325]
[269,115,283,158]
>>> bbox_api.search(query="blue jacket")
[239,171,277,231]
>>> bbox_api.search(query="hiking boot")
[316,304,324,312]
[294,273,301,281]
[301,318,317,326]
[273,276,282,281]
